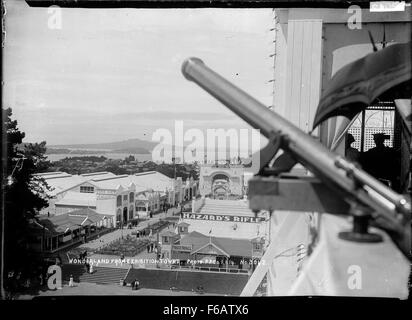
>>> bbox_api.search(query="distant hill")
[49,138,157,152]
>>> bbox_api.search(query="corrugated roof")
[131,171,174,192]
[37,208,107,235]
[92,175,146,192]
[43,175,87,196]
[80,171,115,178]
[38,171,174,196]
[212,237,253,258]
[192,242,230,257]
[179,231,253,258]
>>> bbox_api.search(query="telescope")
[181,58,410,250]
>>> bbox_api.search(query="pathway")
[76,206,181,252]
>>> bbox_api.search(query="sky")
[3,1,275,146]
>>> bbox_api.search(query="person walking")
[69,275,74,287]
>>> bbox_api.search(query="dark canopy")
[312,42,411,129]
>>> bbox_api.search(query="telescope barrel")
[181,57,410,225]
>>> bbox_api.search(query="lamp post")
[172,157,176,179]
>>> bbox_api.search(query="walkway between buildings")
[76,206,181,253]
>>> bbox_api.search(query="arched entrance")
[213,185,229,200]
[211,173,230,199]
[129,205,134,220]
[116,209,121,227]
[123,207,128,223]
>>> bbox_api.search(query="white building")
[36,171,199,228]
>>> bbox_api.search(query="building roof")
[91,175,139,191]
[41,173,117,196]
[130,171,174,192]
[36,170,175,197]
[192,242,230,257]
[177,222,190,227]
[34,171,70,178]
[43,175,87,196]
[40,172,122,195]
[55,191,97,207]
[212,237,254,258]
[37,208,107,235]
[80,172,116,178]
[178,231,253,258]
[160,230,179,237]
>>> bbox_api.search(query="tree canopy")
[2,108,51,274]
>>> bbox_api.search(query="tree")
[192,161,200,180]
[124,155,135,163]
[104,165,127,175]
[1,108,51,297]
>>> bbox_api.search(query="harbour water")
[46,153,153,162]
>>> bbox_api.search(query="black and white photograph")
[1,0,411,308]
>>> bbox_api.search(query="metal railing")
[169,265,250,274]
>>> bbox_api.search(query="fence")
[348,126,394,151]
[169,265,250,274]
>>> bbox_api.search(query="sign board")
[181,212,263,223]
